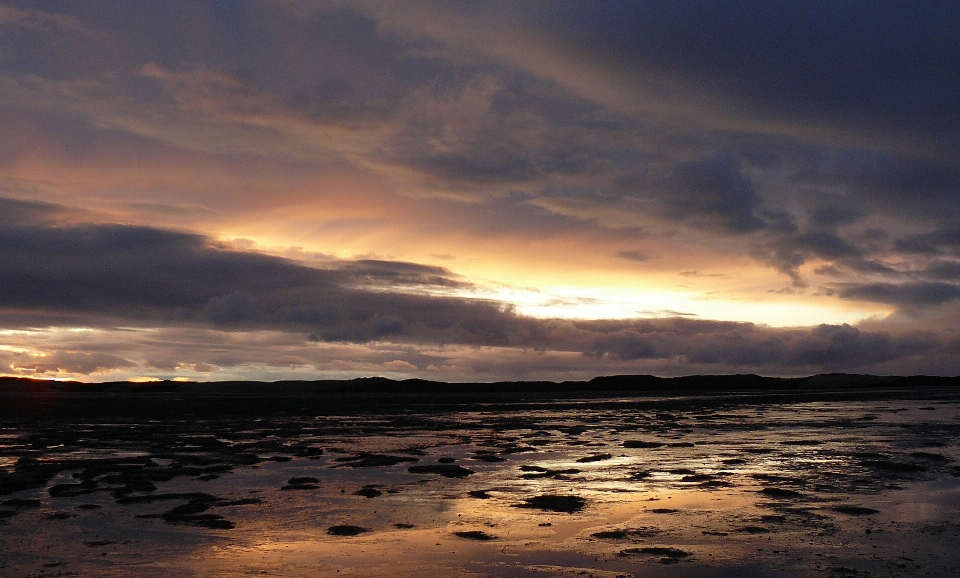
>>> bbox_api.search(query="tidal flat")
[1,377,959,577]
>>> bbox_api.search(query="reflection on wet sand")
[1,389,959,576]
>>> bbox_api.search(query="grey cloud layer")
[539,1,960,148]
[1,197,956,375]
[3,2,959,292]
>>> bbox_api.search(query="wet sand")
[1,376,959,576]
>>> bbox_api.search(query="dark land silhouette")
[2,373,958,417]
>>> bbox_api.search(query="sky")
[1,0,959,382]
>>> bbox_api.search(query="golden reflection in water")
[200,488,765,577]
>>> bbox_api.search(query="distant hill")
[1,373,957,418]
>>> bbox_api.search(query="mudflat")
[1,375,959,577]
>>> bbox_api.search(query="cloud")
[833,282,960,309]
[1,195,952,379]
[582,319,939,372]
[0,197,529,347]
[536,1,960,150]
[31,351,136,375]
[921,261,960,281]
[616,250,651,263]
[2,2,960,380]
[895,229,960,256]
[664,154,767,233]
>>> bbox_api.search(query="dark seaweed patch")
[515,494,585,513]
[355,486,382,498]
[281,483,317,490]
[859,460,926,473]
[591,527,661,540]
[619,547,690,563]
[623,441,663,449]
[638,547,689,558]
[498,445,536,454]
[592,529,629,539]
[680,474,714,482]
[831,505,879,515]
[760,487,802,499]
[736,525,770,534]
[161,499,233,529]
[470,454,504,462]
[116,492,256,529]
[327,525,368,536]
[699,479,733,488]
[282,476,319,490]
[287,477,319,484]
[49,482,102,498]
[334,454,419,468]
[218,498,262,506]
[454,530,496,540]
[520,468,581,480]
[909,452,951,462]
[576,453,612,463]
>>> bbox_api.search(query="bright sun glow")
[449,285,891,327]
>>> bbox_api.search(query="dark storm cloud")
[895,229,960,256]
[581,318,938,372]
[0,197,547,348]
[543,1,960,145]
[834,282,960,309]
[384,72,636,193]
[792,152,960,224]
[806,204,860,229]
[663,154,767,234]
[753,230,889,287]
[0,196,72,224]
[922,261,960,281]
